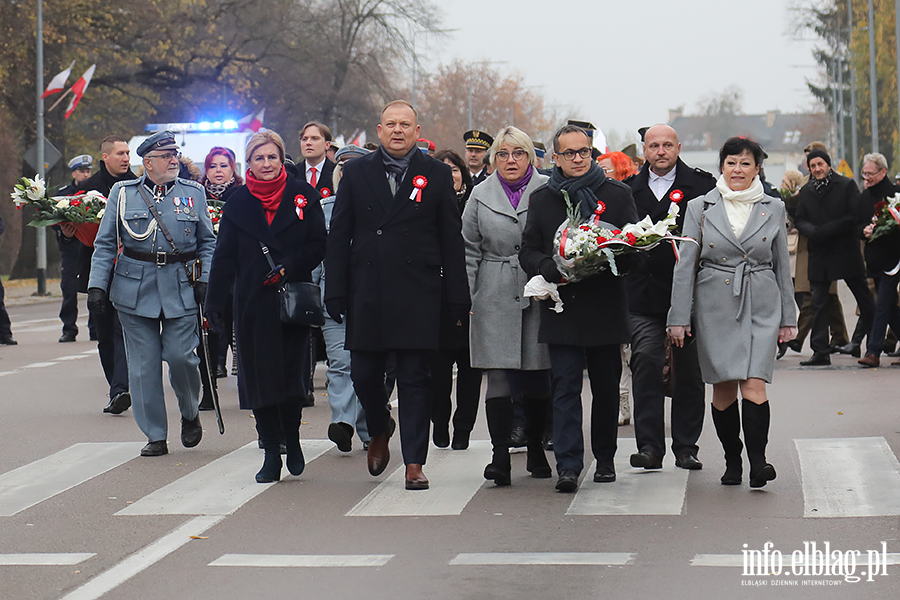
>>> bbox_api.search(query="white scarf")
[716,174,765,237]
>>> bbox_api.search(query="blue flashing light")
[199,122,211,131]
[144,119,243,133]
[223,120,238,130]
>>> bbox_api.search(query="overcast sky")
[422,0,822,144]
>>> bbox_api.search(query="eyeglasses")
[495,149,528,162]
[861,169,883,178]
[148,152,181,162]
[556,147,592,162]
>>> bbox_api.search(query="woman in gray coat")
[667,137,797,489]
[462,126,552,486]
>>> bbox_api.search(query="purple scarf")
[498,165,534,209]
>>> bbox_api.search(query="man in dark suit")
[79,136,139,415]
[300,121,337,199]
[626,124,715,472]
[325,100,470,490]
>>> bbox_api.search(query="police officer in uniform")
[88,131,216,457]
[55,154,95,342]
[464,130,494,187]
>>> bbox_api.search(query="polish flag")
[351,131,367,147]
[64,64,96,119]
[238,108,265,132]
[42,60,75,98]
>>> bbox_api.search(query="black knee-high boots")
[484,397,512,485]
[254,401,305,483]
[742,399,776,488]
[711,402,743,485]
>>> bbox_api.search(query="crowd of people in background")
[5,99,898,495]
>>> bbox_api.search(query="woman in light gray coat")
[462,126,552,486]
[667,137,797,489]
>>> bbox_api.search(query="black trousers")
[630,313,705,458]
[548,344,620,476]
[351,350,433,465]
[809,278,875,354]
[58,237,84,336]
[92,300,129,398]
[0,278,11,338]
[430,347,482,435]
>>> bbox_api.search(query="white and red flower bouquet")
[551,189,692,282]
[11,174,107,227]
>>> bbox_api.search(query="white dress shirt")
[306,158,326,186]
[648,165,677,201]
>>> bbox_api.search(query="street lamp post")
[35,0,47,295]
[868,0,879,153]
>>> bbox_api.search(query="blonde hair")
[489,126,536,170]
[246,130,285,164]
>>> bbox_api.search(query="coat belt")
[482,254,529,311]
[701,261,772,320]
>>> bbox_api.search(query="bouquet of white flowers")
[11,174,106,227]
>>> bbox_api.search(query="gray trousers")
[119,311,201,442]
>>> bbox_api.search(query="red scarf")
[246,166,287,224]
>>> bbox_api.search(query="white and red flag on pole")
[238,108,266,132]
[42,60,76,98]
[64,64,96,119]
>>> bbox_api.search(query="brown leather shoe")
[405,463,429,490]
[858,353,880,368]
[367,417,396,476]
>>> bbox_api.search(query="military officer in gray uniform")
[88,131,216,457]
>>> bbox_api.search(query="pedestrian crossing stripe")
[209,554,394,567]
[2,437,900,520]
[450,552,636,566]
[0,553,95,566]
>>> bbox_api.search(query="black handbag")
[259,241,325,327]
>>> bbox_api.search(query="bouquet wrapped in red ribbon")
[869,192,900,242]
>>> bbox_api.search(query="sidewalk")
[1,278,63,307]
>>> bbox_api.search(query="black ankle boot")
[711,402,743,485]
[523,394,552,478]
[279,401,305,476]
[484,397,512,486]
[742,400,776,488]
[254,407,283,483]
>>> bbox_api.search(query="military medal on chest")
[173,197,183,214]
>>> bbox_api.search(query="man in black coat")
[519,124,639,492]
[795,149,876,365]
[78,135,138,414]
[55,154,95,343]
[300,121,337,198]
[856,153,900,367]
[325,100,470,490]
[625,124,715,472]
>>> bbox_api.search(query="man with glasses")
[88,130,216,457]
[625,124,715,473]
[519,124,639,492]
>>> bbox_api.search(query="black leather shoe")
[555,470,579,492]
[103,392,131,414]
[140,440,168,457]
[302,391,315,407]
[787,340,802,353]
[835,343,861,358]
[630,450,663,469]
[593,461,616,483]
[328,422,353,453]
[181,415,202,448]
[0,335,18,346]
[675,453,703,470]
[432,425,450,449]
[59,332,77,343]
[215,364,227,378]
[451,430,470,450]
[800,353,831,366]
[509,426,527,448]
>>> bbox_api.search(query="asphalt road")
[1,295,899,600]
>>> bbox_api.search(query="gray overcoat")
[668,189,797,384]
[462,171,550,370]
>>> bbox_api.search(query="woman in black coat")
[206,131,327,483]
